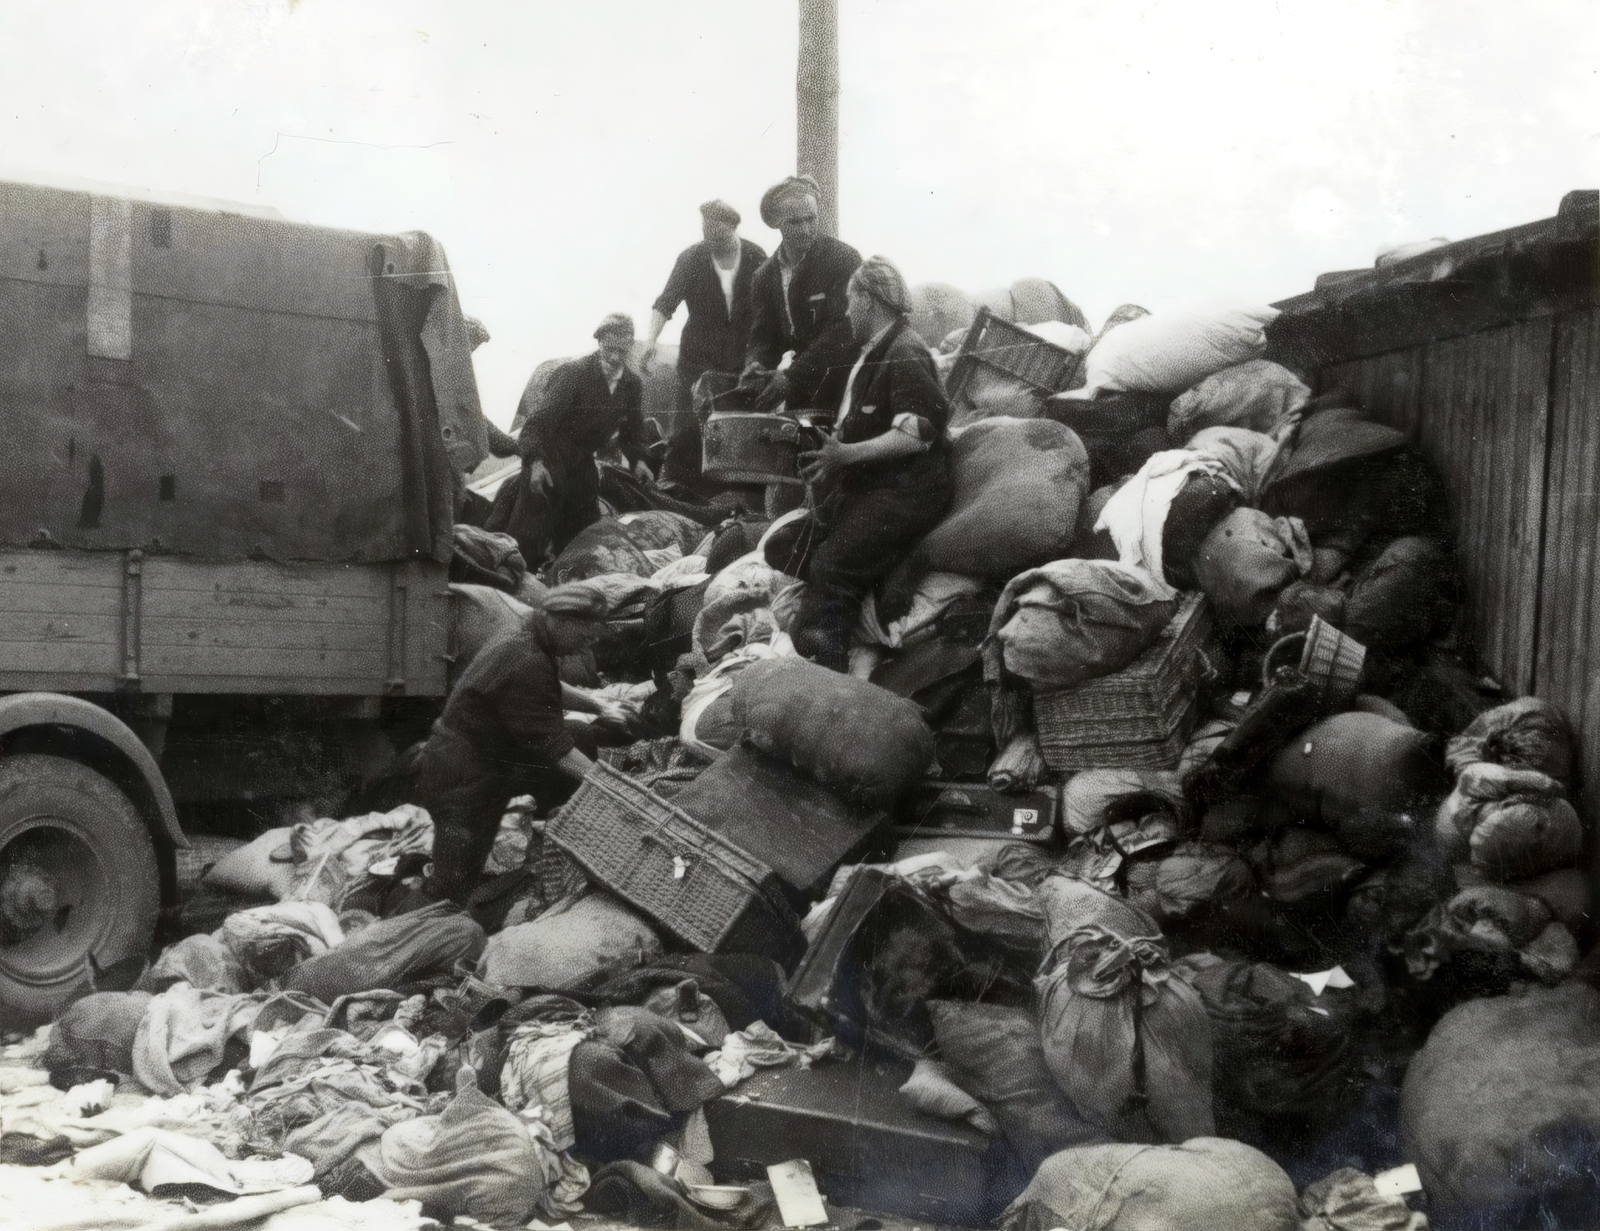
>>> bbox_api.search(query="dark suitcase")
[705,1061,995,1225]
[671,745,889,894]
[894,780,1059,843]
[702,411,816,486]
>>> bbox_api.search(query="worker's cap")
[699,199,741,228]
[593,312,635,342]
[543,581,610,622]
[849,255,911,317]
[759,175,823,228]
[463,315,491,350]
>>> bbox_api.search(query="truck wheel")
[0,754,160,1023]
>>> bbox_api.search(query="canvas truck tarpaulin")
[0,181,478,562]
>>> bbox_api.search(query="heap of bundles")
[9,299,1582,1231]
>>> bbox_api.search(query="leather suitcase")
[705,1060,996,1225]
[672,745,889,894]
[894,780,1060,843]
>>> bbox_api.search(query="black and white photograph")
[0,2,1595,1228]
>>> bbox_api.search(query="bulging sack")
[1176,953,1363,1144]
[1402,883,1579,984]
[728,657,934,808]
[1167,359,1311,444]
[987,560,1178,690]
[1034,877,1214,1144]
[914,417,1090,582]
[927,999,1105,1174]
[1402,982,1600,1225]
[1061,769,1184,836]
[1445,695,1575,782]
[1077,304,1279,399]
[1433,761,1582,880]
[1268,712,1448,863]
[1193,507,1312,627]
[1001,1137,1297,1231]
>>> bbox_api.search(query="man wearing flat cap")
[764,256,954,671]
[642,200,767,486]
[505,313,650,561]
[413,581,611,904]
[745,175,862,414]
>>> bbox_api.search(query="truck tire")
[0,753,160,1023]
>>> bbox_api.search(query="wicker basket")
[946,308,1082,405]
[1035,594,1212,771]
[547,761,792,953]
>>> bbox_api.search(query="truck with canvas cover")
[0,178,490,1017]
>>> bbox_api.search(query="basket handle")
[1261,632,1307,689]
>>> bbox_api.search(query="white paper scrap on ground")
[1373,1163,1423,1199]
[768,1159,829,1227]
[1292,965,1355,996]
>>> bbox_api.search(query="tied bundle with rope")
[1034,877,1214,1144]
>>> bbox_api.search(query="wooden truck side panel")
[0,550,448,697]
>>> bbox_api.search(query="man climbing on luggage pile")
[487,313,652,566]
[414,583,609,905]
[764,256,955,672]
[642,199,767,490]
[744,174,861,414]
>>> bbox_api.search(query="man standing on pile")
[766,256,954,671]
[642,200,767,488]
[414,583,610,905]
[745,175,861,413]
[503,313,654,565]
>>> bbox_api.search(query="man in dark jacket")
[643,200,767,486]
[745,175,862,412]
[414,583,608,904]
[765,256,954,671]
[492,314,650,563]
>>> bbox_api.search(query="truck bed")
[0,549,449,697]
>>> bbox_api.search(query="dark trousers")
[771,466,952,672]
[414,728,595,905]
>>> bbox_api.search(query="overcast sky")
[2,0,1596,427]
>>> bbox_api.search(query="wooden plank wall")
[1537,306,1600,820]
[1321,308,1600,818]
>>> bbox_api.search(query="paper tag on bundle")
[1373,1163,1423,1199]
[1292,965,1355,996]
[768,1159,829,1227]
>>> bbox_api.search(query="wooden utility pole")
[797,0,839,237]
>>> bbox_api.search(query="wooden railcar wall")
[1319,305,1600,819]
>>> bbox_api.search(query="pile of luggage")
[0,293,1587,1231]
